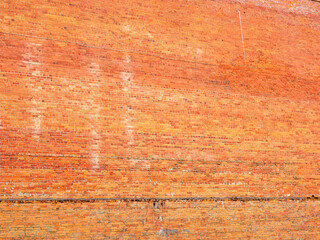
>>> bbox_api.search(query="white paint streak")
[121,72,133,92]
[121,70,135,147]
[87,62,102,169]
[30,99,42,138]
[90,129,100,169]
[238,10,246,65]
[124,114,135,146]
[124,25,131,32]
[196,48,203,57]
[23,42,43,140]
[121,55,138,161]
[124,55,131,64]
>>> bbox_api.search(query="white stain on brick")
[121,55,137,159]
[123,112,135,146]
[23,42,43,140]
[31,70,41,76]
[30,98,42,138]
[124,25,131,32]
[123,24,154,40]
[87,62,102,169]
[121,72,133,92]
[22,60,41,66]
[86,100,101,170]
[121,71,135,146]
[124,55,131,64]
[196,48,203,57]
[90,128,100,169]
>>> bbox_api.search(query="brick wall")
[0,0,319,239]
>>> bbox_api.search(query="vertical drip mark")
[121,71,135,147]
[22,42,43,140]
[88,63,102,170]
[30,99,42,138]
[238,10,247,65]
[89,110,101,170]
[121,55,137,162]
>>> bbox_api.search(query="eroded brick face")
[0,0,319,239]
[1,201,319,239]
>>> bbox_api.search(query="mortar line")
[1,153,316,165]
[0,196,318,203]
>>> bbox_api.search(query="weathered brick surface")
[0,0,319,238]
[0,201,319,239]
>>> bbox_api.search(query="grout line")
[0,153,315,165]
[0,196,318,203]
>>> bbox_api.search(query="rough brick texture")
[0,0,319,239]
[1,201,319,239]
